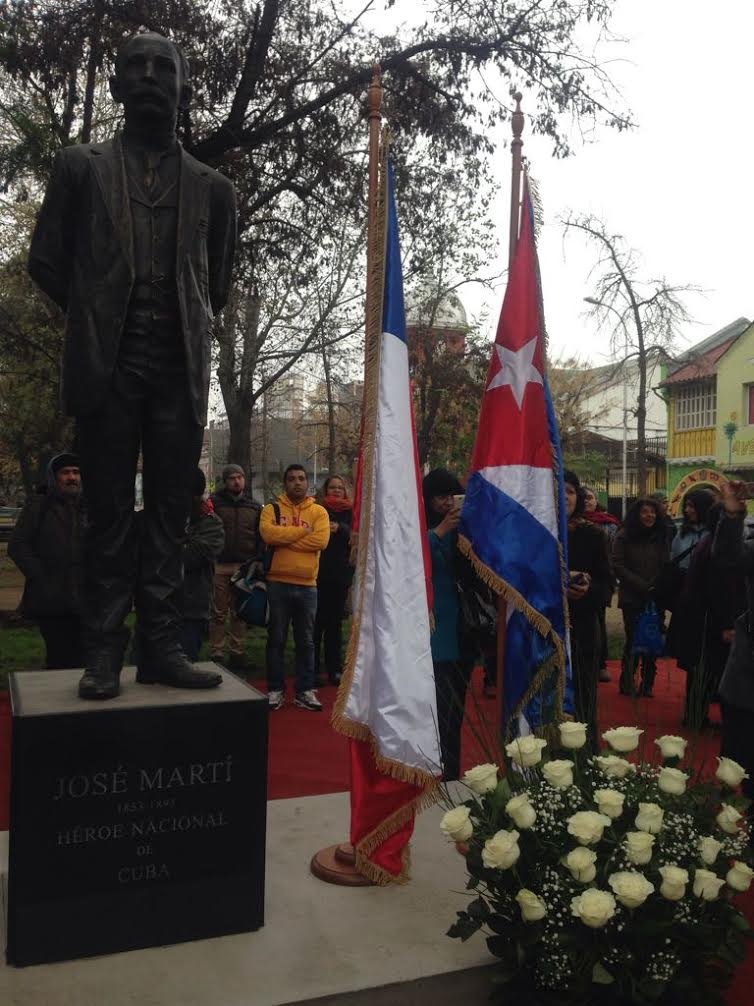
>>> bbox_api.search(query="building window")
[748,385,754,426]
[675,381,716,431]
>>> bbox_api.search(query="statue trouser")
[76,364,221,698]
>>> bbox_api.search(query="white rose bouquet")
[445,726,753,1005]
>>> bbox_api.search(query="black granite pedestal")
[5,664,268,966]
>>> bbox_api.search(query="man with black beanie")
[9,453,85,669]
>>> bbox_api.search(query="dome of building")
[405,278,468,331]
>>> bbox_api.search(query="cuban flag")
[459,177,572,733]
[332,164,440,884]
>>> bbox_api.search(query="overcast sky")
[469,0,754,366]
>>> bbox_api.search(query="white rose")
[726,861,754,893]
[716,757,750,789]
[717,804,743,835]
[571,889,617,928]
[625,831,655,866]
[693,869,726,901]
[505,736,547,768]
[542,759,574,790]
[594,789,625,820]
[567,810,611,846]
[559,721,588,750]
[608,871,655,909]
[659,865,689,901]
[658,767,688,796]
[698,836,723,865]
[595,755,636,780]
[482,829,521,869]
[440,806,473,842]
[635,802,664,835]
[462,763,499,795]
[655,735,688,760]
[505,793,537,830]
[564,847,597,883]
[602,726,643,753]
[516,888,547,922]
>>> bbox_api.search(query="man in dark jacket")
[713,480,754,828]
[180,469,224,661]
[209,464,261,669]
[8,453,85,669]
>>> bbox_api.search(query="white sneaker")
[294,689,323,711]
[268,690,285,711]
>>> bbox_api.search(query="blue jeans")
[266,582,317,693]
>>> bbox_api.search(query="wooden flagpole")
[310,66,383,886]
[496,93,524,731]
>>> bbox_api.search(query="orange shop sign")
[668,468,728,516]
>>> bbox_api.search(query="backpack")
[230,503,279,627]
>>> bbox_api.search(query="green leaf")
[637,978,667,1002]
[467,896,487,920]
[591,962,614,985]
[447,916,482,942]
[489,777,513,815]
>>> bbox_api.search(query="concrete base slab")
[0,789,491,1006]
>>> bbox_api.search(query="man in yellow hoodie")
[260,464,330,710]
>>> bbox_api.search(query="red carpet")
[0,662,750,1001]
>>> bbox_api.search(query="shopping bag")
[632,601,664,658]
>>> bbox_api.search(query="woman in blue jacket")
[423,468,474,782]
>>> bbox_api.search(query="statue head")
[110,32,191,128]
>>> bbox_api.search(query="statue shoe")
[136,649,222,689]
[78,636,127,700]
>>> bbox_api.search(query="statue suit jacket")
[28,134,237,425]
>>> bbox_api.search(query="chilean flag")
[332,164,440,884]
[459,177,572,732]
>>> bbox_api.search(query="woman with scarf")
[666,488,715,664]
[564,472,611,736]
[612,497,670,696]
[672,489,715,570]
[314,475,354,686]
[582,486,620,683]
[423,468,475,782]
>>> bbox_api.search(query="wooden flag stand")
[310,66,384,888]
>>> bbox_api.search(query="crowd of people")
[8,457,754,797]
[8,458,351,716]
[420,468,754,792]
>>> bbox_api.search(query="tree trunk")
[81,1,104,144]
[226,404,252,476]
[633,315,647,496]
[322,340,337,474]
[259,393,269,501]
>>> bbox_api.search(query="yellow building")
[662,317,751,515]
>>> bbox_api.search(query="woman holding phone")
[422,468,475,781]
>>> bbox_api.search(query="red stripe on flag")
[349,738,424,881]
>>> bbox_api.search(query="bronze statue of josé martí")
[29,31,237,699]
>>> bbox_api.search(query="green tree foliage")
[0,208,72,493]
[0,0,629,476]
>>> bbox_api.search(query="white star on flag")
[486,336,543,408]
